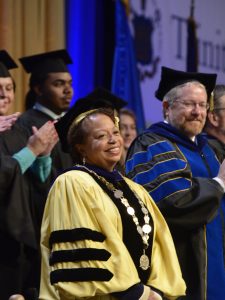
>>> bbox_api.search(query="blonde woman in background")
[117,108,138,174]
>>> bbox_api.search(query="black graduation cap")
[55,87,127,152]
[19,49,72,75]
[0,50,18,77]
[155,66,217,101]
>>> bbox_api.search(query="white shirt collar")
[33,102,65,120]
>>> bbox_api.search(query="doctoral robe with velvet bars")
[39,169,186,300]
[126,121,225,300]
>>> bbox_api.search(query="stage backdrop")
[0,0,225,125]
[126,0,225,126]
[0,0,65,114]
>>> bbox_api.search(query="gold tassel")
[121,0,130,16]
[209,91,214,111]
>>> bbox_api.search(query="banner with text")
[128,0,225,125]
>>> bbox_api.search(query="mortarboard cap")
[155,66,217,101]
[0,50,18,77]
[55,87,127,152]
[19,49,72,75]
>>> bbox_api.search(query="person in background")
[126,66,225,300]
[0,49,74,299]
[117,108,137,174]
[0,48,74,216]
[39,88,186,300]
[204,84,225,162]
[0,50,20,129]
[0,49,18,116]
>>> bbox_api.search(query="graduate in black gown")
[0,49,74,299]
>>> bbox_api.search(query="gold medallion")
[140,254,150,270]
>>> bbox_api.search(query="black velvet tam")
[0,50,18,77]
[55,87,127,152]
[19,49,72,75]
[155,66,217,101]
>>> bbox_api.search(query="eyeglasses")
[213,108,225,111]
[173,100,209,110]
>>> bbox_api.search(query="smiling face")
[77,113,123,171]
[164,83,208,139]
[36,72,73,115]
[0,77,15,116]
[119,113,137,150]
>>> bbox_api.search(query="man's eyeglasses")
[173,100,209,110]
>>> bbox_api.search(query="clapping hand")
[0,112,20,132]
[27,121,59,156]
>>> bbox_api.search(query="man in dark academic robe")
[126,67,225,300]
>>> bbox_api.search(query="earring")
[82,157,86,165]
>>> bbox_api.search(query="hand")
[44,119,59,155]
[0,112,20,132]
[41,127,59,156]
[148,290,162,300]
[140,286,162,300]
[27,121,59,156]
[217,159,225,186]
[8,295,25,300]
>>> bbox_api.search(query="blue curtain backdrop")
[111,0,146,131]
[66,0,144,129]
[66,0,97,105]
[65,0,115,105]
